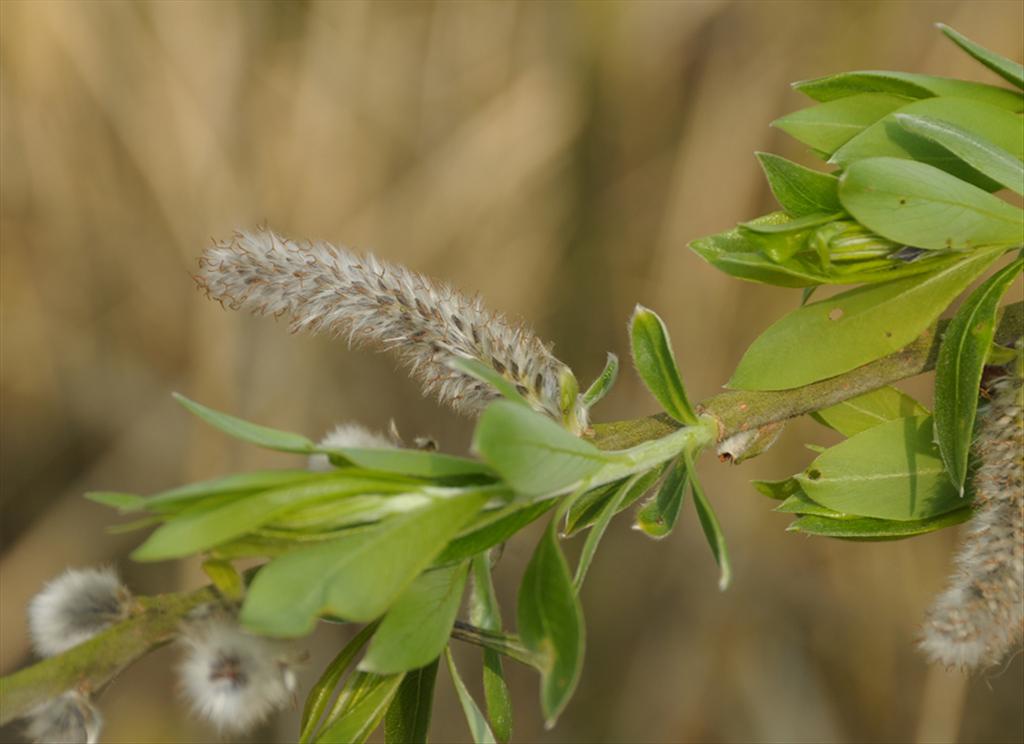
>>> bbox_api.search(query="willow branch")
[0,590,534,725]
[589,301,1023,450]
[0,586,217,725]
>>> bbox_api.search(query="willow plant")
[2,23,1022,744]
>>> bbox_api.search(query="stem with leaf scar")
[2,301,1020,726]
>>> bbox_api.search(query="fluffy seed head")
[23,691,102,744]
[920,363,1024,670]
[28,567,130,657]
[178,613,299,734]
[195,228,586,432]
[309,422,396,471]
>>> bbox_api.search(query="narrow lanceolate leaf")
[438,499,555,564]
[787,508,972,540]
[517,519,585,728]
[566,468,663,536]
[300,624,379,744]
[472,401,610,497]
[839,159,1024,251]
[445,648,498,744]
[755,152,842,216]
[317,673,405,744]
[772,93,910,156]
[938,23,1024,90]
[775,488,849,518]
[729,247,1003,390]
[582,352,620,409]
[830,98,1024,191]
[241,489,488,636]
[796,416,962,521]
[792,69,1023,110]
[812,386,929,437]
[172,393,315,452]
[934,257,1024,493]
[573,473,644,591]
[634,460,688,540]
[132,475,404,561]
[360,561,470,675]
[630,306,698,425]
[686,450,731,591]
[323,446,496,479]
[751,478,802,501]
[384,660,439,744]
[893,113,1024,195]
[470,555,513,744]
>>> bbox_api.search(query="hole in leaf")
[828,308,843,321]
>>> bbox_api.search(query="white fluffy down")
[24,691,102,744]
[28,567,128,657]
[308,423,395,471]
[178,618,297,733]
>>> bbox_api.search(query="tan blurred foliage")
[2,1,1022,742]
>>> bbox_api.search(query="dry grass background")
[2,1,1022,742]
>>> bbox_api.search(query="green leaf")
[582,353,619,409]
[686,450,731,591]
[201,559,245,601]
[573,473,643,591]
[173,393,315,452]
[938,24,1024,90]
[324,447,496,480]
[796,415,963,521]
[773,93,911,156]
[438,499,555,564]
[689,215,968,289]
[893,113,1024,195]
[793,70,1023,110]
[300,623,379,744]
[739,212,845,263]
[755,152,842,216]
[143,470,323,513]
[472,401,610,497]
[241,489,488,636]
[85,491,148,512]
[132,475,411,561]
[787,507,972,540]
[729,248,1003,390]
[565,468,663,536]
[935,257,1024,493]
[446,357,531,407]
[317,673,405,744]
[812,386,929,436]
[775,488,849,518]
[630,306,698,425]
[445,647,498,744]
[634,460,688,540]
[751,478,802,501]
[470,556,513,744]
[361,562,469,675]
[517,518,585,728]
[384,660,439,744]
[839,158,1024,251]
[830,98,1024,190]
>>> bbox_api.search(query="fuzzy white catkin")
[920,369,1024,670]
[24,691,102,744]
[28,567,129,657]
[178,615,298,734]
[308,423,395,471]
[195,228,585,431]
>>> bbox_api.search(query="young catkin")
[195,228,585,432]
[920,367,1024,670]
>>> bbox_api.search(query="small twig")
[588,301,1023,450]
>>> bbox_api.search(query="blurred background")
[2,1,1022,742]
